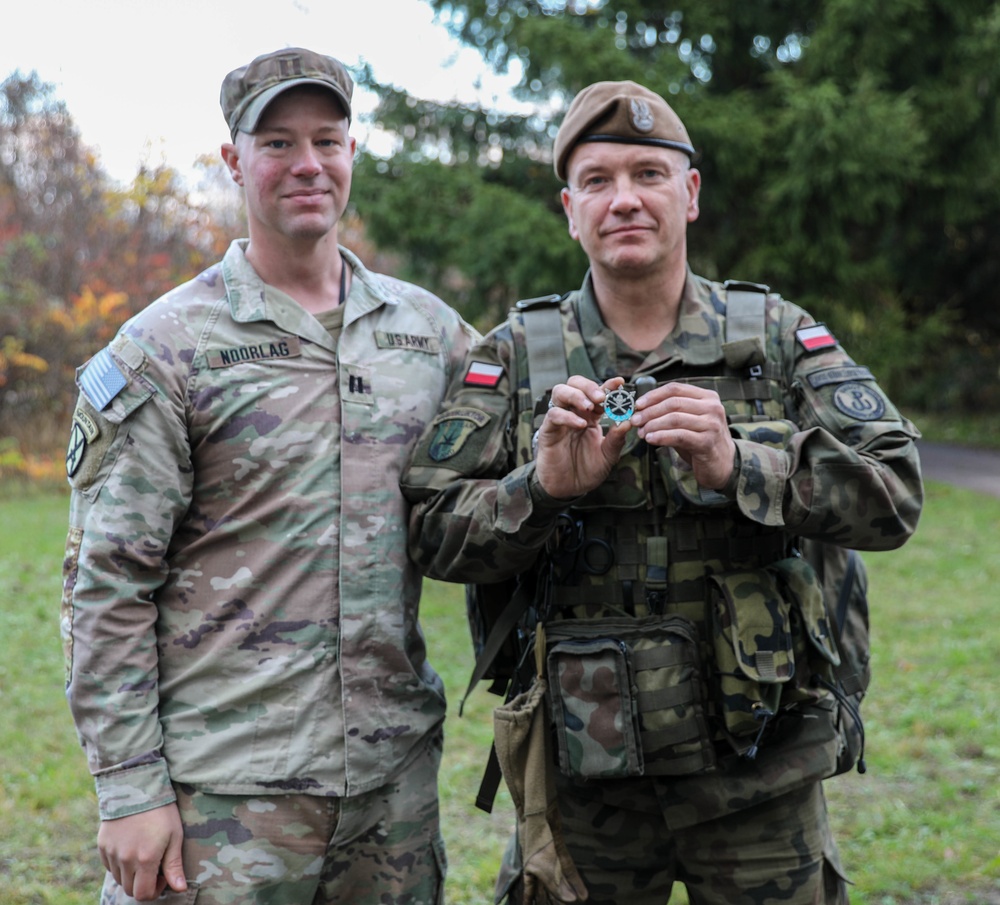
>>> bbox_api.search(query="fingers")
[162,823,188,893]
[547,376,625,420]
[631,382,726,441]
[97,804,187,901]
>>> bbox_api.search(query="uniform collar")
[574,266,724,379]
[221,240,399,347]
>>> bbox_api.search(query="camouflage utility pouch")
[709,556,839,741]
[546,616,714,779]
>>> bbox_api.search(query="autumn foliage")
[0,71,236,484]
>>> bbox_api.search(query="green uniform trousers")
[556,777,849,905]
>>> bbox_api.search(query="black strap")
[835,549,858,636]
[459,582,533,715]
[475,742,504,813]
[832,549,865,697]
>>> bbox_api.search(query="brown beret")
[553,80,695,181]
[221,47,354,141]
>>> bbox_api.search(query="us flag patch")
[464,361,504,387]
[796,324,837,352]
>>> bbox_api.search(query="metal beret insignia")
[629,97,655,133]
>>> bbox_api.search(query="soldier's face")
[223,86,356,246]
[561,143,700,278]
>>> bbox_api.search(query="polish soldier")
[402,80,923,905]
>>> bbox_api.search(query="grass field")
[0,481,997,904]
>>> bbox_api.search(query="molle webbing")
[548,510,789,614]
[683,371,783,404]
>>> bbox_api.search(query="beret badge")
[629,97,655,133]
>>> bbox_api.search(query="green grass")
[1,483,998,904]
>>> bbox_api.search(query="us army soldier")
[402,80,923,904]
[61,48,476,904]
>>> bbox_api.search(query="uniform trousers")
[556,776,849,905]
[99,733,446,905]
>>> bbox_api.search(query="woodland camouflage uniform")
[402,271,923,904]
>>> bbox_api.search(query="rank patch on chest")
[795,324,837,352]
[206,336,302,369]
[79,347,127,411]
[464,361,504,387]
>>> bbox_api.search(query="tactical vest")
[494,282,861,781]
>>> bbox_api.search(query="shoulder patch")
[833,382,887,421]
[78,347,127,411]
[464,361,504,387]
[807,366,875,389]
[428,408,491,461]
[796,324,838,352]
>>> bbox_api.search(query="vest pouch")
[546,616,715,779]
[546,636,642,779]
[709,566,795,738]
[769,554,841,670]
[770,555,842,711]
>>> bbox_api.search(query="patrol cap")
[553,80,696,181]
[221,47,354,140]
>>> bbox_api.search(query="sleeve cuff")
[718,443,742,499]
[95,758,176,821]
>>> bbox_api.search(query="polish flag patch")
[796,324,838,352]
[464,361,504,387]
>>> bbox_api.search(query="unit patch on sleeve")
[428,408,491,461]
[795,324,838,353]
[833,382,887,421]
[78,347,128,411]
[65,408,102,478]
[464,361,504,387]
[206,336,302,369]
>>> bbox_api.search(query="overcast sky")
[2,0,525,183]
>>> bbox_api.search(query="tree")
[0,72,232,473]
[354,0,1000,410]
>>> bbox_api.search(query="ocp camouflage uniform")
[402,271,923,905]
[62,239,477,902]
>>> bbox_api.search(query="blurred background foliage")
[2,0,999,484]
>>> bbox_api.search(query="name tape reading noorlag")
[79,347,128,411]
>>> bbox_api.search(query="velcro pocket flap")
[769,555,841,667]
[710,568,794,684]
